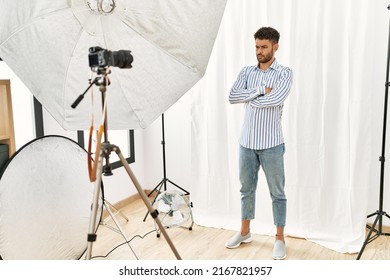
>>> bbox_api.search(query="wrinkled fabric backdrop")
[189,0,389,253]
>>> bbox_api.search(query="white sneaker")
[225,232,252,249]
[273,239,286,260]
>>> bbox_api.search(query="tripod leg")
[143,180,165,222]
[85,152,105,260]
[103,202,139,259]
[357,214,380,260]
[146,179,165,198]
[167,179,190,195]
[103,199,129,223]
[114,146,182,260]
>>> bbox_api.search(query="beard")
[257,50,274,64]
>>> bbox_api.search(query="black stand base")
[357,211,390,259]
[143,178,190,222]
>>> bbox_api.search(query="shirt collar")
[257,58,278,71]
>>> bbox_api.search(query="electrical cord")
[91,229,157,259]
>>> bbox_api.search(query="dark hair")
[254,27,280,44]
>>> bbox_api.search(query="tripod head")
[71,66,111,109]
[71,67,114,179]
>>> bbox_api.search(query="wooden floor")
[88,196,390,260]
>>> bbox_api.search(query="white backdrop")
[188,0,390,253]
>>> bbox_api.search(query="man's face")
[255,39,278,64]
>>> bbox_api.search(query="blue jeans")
[239,144,286,227]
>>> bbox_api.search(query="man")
[226,27,293,260]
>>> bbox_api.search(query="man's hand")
[265,87,272,94]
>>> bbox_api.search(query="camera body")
[88,46,133,69]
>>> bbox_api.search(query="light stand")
[143,113,190,222]
[72,69,181,260]
[357,4,390,260]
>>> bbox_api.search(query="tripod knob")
[103,164,113,176]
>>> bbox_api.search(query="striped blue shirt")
[229,59,293,150]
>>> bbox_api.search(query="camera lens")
[113,50,133,69]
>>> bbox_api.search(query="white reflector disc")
[0,136,101,259]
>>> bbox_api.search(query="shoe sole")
[273,254,286,260]
[225,237,253,249]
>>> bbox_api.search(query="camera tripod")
[72,69,181,260]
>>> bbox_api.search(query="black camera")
[88,46,133,69]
